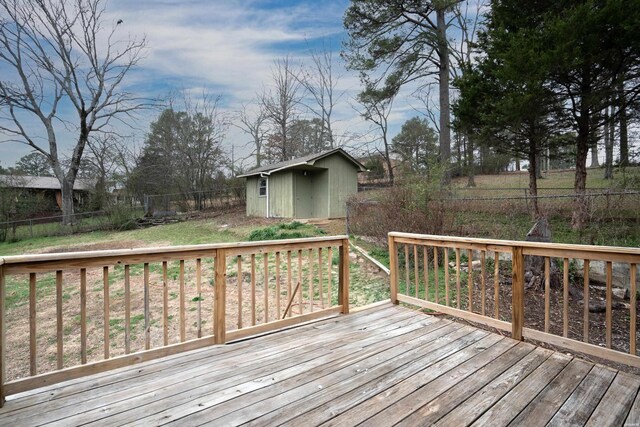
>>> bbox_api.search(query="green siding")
[311,170,329,218]
[245,151,359,219]
[246,176,266,217]
[314,154,358,218]
[293,172,313,218]
[268,172,293,218]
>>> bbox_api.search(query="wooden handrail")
[388,232,640,369]
[0,235,350,406]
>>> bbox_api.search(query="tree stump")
[524,218,561,289]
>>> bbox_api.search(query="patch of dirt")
[4,243,369,383]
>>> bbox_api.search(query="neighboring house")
[0,175,94,210]
[239,148,366,219]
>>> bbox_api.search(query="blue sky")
[0,0,442,169]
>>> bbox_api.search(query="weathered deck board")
[0,303,638,427]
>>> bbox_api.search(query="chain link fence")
[143,186,245,216]
[0,210,109,242]
[347,189,640,246]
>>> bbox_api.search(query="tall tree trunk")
[528,144,540,219]
[515,157,521,171]
[604,105,614,179]
[590,141,599,167]
[437,8,451,185]
[467,136,476,187]
[619,82,629,167]
[535,153,543,179]
[60,178,75,226]
[572,120,590,230]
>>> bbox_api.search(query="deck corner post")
[512,246,525,341]
[0,264,5,407]
[214,249,227,344]
[338,239,350,314]
[388,234,399,305]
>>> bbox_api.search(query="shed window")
[258,178,267,197]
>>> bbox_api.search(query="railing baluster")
[389,236,398,305]
[443,247,449,305]
[563,258,569,338]
[57,270,64,368]
[404,245,410,296]
[162,262,168,346]
[144,263,150,349]
[212,255,216,336]
[125,265,131,354]
[102,267,110,360]
[481,251,486,316]
[606,261,613,348]
[631,263,637,355]
[413,245,420,298]
[583,260,590,343]
[264,253,269,323]
[214,249,226,344]
[0,264,5,407]
[251,254,256,325]
[327,248,333,306]
[287,251,293,316]
[433,247,439,305]
[276,252,281,317]
[142,262,151,350]
[468,249,474,313]
[456,248,461,309]
[309,248,314,312]
[423,247,428,301]
[544,257,550,333]
[29,273,36,376]
[197,258,202,338]
[494,252,500,319]
[297,250,303,313]
[179,260,185,343]
[318,248,324,309]
[512,247,524,341]
[81,268,88,363]
[237,256,243,329]
[339,238,350,314]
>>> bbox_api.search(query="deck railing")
[0,235,349,405]
[388,232,640,367]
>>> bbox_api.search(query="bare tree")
[236,101,268,167]
[83,134,124,208]
[298,42,344,149]
[0,0,147,224]
[261,56,305,162]
[356,84,396,184]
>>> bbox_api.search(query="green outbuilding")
[238,148,366,219]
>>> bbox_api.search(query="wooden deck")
[1,303,640,426]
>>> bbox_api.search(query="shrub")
[347,173,454,244]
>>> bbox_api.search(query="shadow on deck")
[1,303,639,426]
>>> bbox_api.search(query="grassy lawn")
[452,165,640,189]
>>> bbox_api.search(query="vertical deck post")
[0,264,5,407]
[214,249,227,344]
[338,239,350,314]
[388,235,398,304]
[512,246,525,341]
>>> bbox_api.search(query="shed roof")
[0,175,94,191]
[238,148,367,178]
